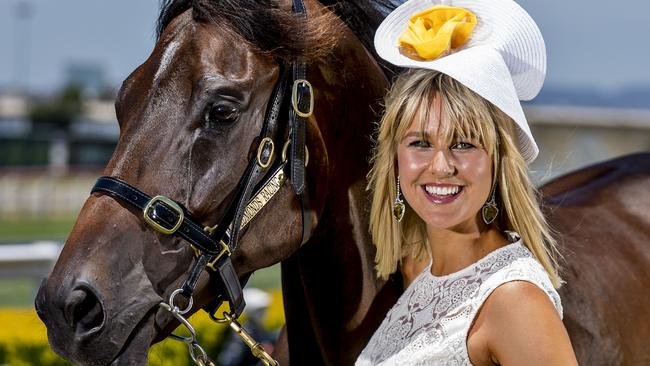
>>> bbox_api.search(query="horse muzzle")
[35,261,163,365]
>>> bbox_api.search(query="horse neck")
[279,11,401,364]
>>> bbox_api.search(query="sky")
[1,0,649,95]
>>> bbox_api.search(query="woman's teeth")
[424,185,461,196]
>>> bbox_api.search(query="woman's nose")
[428,149,455,176]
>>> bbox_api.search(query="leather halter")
[90,1,313,318]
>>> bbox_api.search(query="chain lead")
[159,296,218,366]
[160,295,279,366]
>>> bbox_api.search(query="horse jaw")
[108,311,157,366]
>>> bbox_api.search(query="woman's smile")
[421,183,464,204]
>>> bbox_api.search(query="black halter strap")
[290,0,313,246]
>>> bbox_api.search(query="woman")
[356,0,579,364]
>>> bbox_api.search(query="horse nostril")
[64,286,105,335]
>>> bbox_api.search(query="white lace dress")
[356,236,562,366]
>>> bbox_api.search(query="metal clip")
[223,312,279,366]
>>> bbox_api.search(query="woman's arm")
[481,281,578,365]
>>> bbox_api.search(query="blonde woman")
[357,0,579,364]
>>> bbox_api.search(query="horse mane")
[321,0,403,75]
[156,0,403,72]
[157,0,339,60]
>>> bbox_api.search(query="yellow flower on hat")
[399,5,477,60]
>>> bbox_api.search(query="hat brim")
[374,0,543,163]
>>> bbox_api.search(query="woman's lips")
[421,185,463,204]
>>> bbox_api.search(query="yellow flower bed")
[0,289,284,366]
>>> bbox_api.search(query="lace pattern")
[356,240,562,366]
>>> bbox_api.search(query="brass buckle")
[190,238,231,270]
[143,195,184,234]
[291,79,314,118]
[202,225,232,271]
[256,137,275,168]
[281,139,309,167]
[206,240,231,272]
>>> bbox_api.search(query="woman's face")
[396,97,493,233]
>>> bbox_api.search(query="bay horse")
[35,0,400,365]
[34,0,650,365]
[541,152,650,366]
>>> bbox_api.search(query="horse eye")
[204,103,240,128]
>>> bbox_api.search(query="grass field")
[0,216,76,243]
[0,215,282,308]
[0,216,75,307]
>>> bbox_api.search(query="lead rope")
[159,291,278,366]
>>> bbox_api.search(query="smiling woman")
[368,69,561,287]
[358,0,580,364]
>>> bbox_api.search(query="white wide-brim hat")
[375,0,545,163]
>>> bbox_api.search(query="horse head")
[35,0,391,364]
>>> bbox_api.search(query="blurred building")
[528,105,650,183]
[0,70,118,217]
[0,60,118,169]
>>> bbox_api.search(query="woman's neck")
[426,223,508,277]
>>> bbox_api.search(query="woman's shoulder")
[500,242,562,312]
[471,279,575,365]
[470,233,563,318]
[467,238,574,365]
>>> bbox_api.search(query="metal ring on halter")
[170,314,198,343]
[158,302,196,343]
[256,137,275,168]
[169,288,194,315]
[189,342,209,365]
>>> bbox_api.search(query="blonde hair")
[367,69,563,288]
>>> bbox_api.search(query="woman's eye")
[451,142,475,150]
[204,103,240,128]
[408,140,430,148]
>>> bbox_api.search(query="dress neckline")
[423,233,523,282]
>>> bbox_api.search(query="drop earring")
[481,190,498,225]
[393,176,405,223]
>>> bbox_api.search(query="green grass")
[0,216,76,243]
[0,216,73,308]
[0,215,281,310]
[248,263,281,290]
[0,279,37,307]
[0,266,281,309]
